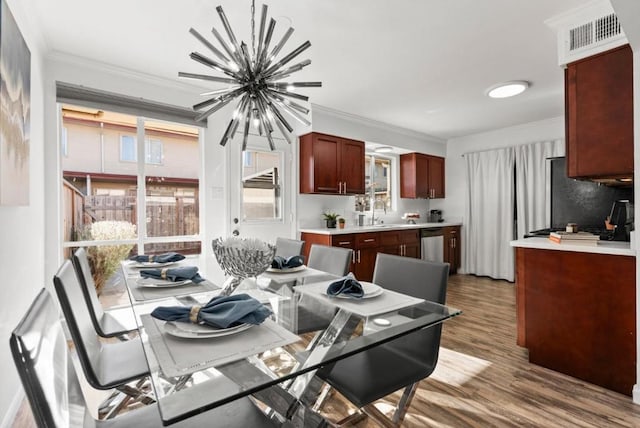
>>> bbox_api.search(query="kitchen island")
[510,237,636,396]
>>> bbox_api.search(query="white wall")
[0,0,46,424]
[298,107,446,230]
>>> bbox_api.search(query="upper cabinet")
[565,44,634,179]
[299,132,365,195]
[399,153,445,199]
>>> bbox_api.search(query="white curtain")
[514,140,564,239]
[464,147,516,281]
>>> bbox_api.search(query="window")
[120,135,136,162]
[355,154,392,212]
[61,104,201,259]
[241,149,282,221]
[120,135,163,164]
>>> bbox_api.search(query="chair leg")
[392,383,418,425]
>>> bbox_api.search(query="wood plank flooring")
[12,274,640,427]
[319,274,640,427]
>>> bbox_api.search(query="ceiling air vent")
[546,1,628,66]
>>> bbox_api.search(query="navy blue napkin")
[130,252,185,263]
[151,293,272,329]
[326,273,364,298]
[140,266,204,283]
[271,255,304,269]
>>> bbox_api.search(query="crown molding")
[311,103,445,144]
[45,51,212,94]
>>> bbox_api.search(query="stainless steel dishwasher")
[421,228,444,262]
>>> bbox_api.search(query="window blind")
[56,82,207,128]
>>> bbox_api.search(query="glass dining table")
[120,261,461,426]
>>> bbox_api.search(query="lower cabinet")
[301,229,421,282]
[443,226,461,274]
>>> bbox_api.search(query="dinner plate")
[332,281,384,299]
[136,278,192,288]
[163,321,253,338]
[266,265,306,273]
[130,261,179,268]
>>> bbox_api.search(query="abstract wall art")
[0,0,30,206]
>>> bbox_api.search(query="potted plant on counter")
[338,217,346,229]
[323,212,339,229]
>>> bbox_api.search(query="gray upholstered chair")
[53,259,150,391]
[71,247,137,339]
[10,289,277,427]
[306,244,352,276]
[317,253,450,427]
[274,237,305,258]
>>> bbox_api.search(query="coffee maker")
[428,209,443,223]
[609,200,634,241]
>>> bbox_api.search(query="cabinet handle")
[357,250,361,263]
[454,238,456,248]
[402,244,406,256]
[344,181,347,193]
[352,250,356,264]
[363,238,375,243]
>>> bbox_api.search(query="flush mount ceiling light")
[374,146,393,153]
[179,0,321,150]
[486,81,530,99]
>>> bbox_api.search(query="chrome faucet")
[371,197,386,225]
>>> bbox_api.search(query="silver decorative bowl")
[212,237,276,295]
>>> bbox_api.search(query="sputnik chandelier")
[179,0,321,150]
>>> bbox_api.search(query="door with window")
[227,133,294,246]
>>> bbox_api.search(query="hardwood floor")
[12,274,640,427]
[319,274,640,427]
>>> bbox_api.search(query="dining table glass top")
[120,260,461,426]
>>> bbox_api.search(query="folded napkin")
[151,293,272,329]
[326,273,364,298]
[130,252,185,263]
[140,266,204,283]
[271,255,304,269]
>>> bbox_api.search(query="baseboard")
[633,384,640,404]
[1,389,25,428]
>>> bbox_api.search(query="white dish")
[130,261,179,268]
[266,265,306,273]
[163,321,253,338]
[331,282,384,299]
[136,278,192,288]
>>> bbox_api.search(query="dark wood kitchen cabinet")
[299,132,365,195]
[400,153,445,199]
[379,229,420,259]
[565,44,633,179]
[443,226,460,274]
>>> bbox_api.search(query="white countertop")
[299,221,462,235]
[510,237,635,256]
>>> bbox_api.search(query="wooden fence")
[63,180,200,254]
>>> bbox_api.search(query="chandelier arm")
[216,6,245,65]
[189,52,240,78]
[241,110,251,151]
[263,41,311,77]
[255,96,274,134]
[194,95,236,122]
[256,4,268,64]
[210,26,243,68]
[178,72,238,85]
[267,95,310,126]
[260,92,293,132]
[219,117,236,147]
[261,27,294,72]
[267,92,309,114]
[193,86,246,110]
[269,82,322,89]
[273,117,294,145]
[269,88,309,102]
[189,28,229,63]
[230,94,251,140]
[200,86,240,97]
[264,59,311,81]
[256,18,276,71]
[239,42,254,78]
